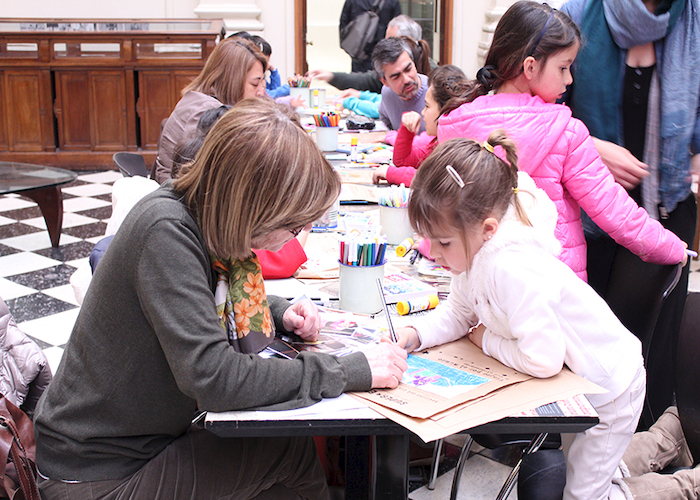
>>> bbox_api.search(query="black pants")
[585,192,697,429]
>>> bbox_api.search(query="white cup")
[316,126,339,152]
[289,87,310,105]
[339,262,385,314]
[379,206,413,245]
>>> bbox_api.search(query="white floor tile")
[22,212,99,230]
[63,196,111,213]
[66,257,89,269]
[409,454,517,500]
[0,197,35,212]
[0,214,17,226]
[42,284,80,306]
[0,231,81,251]
[42,346,65,375]
[0,277,37,300]
[62,183,113,197]
[78,171,122,184]
[18,307,79,346]
[85,235,105,245]
[0,252,62,277]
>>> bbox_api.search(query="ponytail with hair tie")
[476,65,496,90]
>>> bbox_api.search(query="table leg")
[23,186,63,247]
[345,436,371,499]
[373,434,409,500]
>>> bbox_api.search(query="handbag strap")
[0,397,40,500]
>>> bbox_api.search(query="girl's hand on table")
[381,326,420,352]
[363,342,408,389]
[372,165,389,184]
[282,299,321,341]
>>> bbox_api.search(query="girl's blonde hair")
[409,130,531,244]
[173,98,341,259]
[183,37,268,105]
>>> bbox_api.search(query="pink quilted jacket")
[438,92,685,281]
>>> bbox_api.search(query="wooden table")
[0,162,77,246]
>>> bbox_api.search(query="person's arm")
[343,93,380,119]
[267,67,281,91]
[479,252,566,379]
[329,71,384,93]
[393,122,432,168]
[385,165,417,187]
[562,120,686,265]
[408,273,480,351]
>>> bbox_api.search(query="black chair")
[112,152,149,178]
[602,247,682,429]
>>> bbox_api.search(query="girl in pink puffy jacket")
[437,1,687,281]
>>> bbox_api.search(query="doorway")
[295,0,452,75]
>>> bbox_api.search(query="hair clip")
[513,187,519,194]
[445,164,465,188]
[483,141,495,154]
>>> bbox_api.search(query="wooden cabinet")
[0,19,223,169]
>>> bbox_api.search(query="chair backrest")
[113,152,149,178]
[603,247,682,359]
[676,291,700,465]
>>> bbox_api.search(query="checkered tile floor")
[0,170,122,375]
[1,169,699,379]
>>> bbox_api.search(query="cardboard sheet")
[356,368,606,443]
[353,338,531,419]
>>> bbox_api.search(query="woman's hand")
[401,111,422,135]
[467,324,486,349]
[592,138,649,189]
[381,326,420,352]
[363,342,408,389]
[372,165,389,184]
[282,299,321,341]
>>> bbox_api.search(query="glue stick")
[395,237,414,257]
[312,89,320,108]
[396,294,439,315]
[350,137,358,162]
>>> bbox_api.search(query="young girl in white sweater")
[394,131,647,500]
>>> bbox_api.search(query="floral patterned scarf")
[212,253,275,353]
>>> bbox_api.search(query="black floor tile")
[0,206,42,220]
[94,193,113,202]
[76,205,112,220]
[5,292,77,323]
[0,222,42,239]
[0,242,22,257]
[5,263,76,290]
[62,221,107,239]
[35,240,95,262]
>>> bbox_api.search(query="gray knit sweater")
[34,184,372,482]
